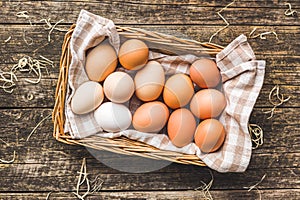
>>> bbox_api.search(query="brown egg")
[163,74,194,109]
[167,108,196,147]
[190,89,226,119]
[133,101,169,133]
[194,119,225,153]
[189,58,220,88]
[119,39,149,70]
[135,61,165,101]
[85,40,118,82]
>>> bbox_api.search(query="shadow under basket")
[52,24,224,167]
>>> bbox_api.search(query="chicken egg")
[71,81,104,115]
[167,108,196,147]
[194,119,225,153]
[133,101,169,133]
[94,102,132,132]
[103,71,135,103]
[134,61,165,101]
[118,39,149,70]
[190,89,226,119]
[163,74,194,109]
[85,40,118,82]
[189,58,220,88]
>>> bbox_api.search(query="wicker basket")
[52,24,224,167]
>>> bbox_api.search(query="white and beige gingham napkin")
[64,10,265,172]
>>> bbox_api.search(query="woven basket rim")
[52,24,224,167]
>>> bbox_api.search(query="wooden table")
[0,1,299,199]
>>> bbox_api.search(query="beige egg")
[94,102,132,132]
[134,61,165,102]
[133,101,169,133]
[103,72,135,103]
[119,39,149,70]
[163,74,194,109]
[71,81,104,115]
[167,108,196,147]
[85,40,118,82]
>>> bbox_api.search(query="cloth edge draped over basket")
[64,10,265,173]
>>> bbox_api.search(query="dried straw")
[47,19,65,42]
[264,85,291,119]
[0,150,16,164]
[16,11,32,26]
[23,29,33,45]
[209,0,235,43]
[243,174,267,200]
[0,55,54,94]
[249,27,278,40]
[45,192,52,200]
[73,158,104,200]
[195,170,214,200]
[248,124,263,149]
[73,158,90,200]
[16,11,30,19]
[0,71,18,93]
[284,3,297,16]
[4,36,12,43]
[26,114,52,142]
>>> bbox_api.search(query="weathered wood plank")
[5,0,300,7]
[1,24,299,63]
[0,160,299,191]
[0,0,299,198]
[1,131,299,169]
[0,78,57,108]
[1,189,300,200]
[0,1,299,25]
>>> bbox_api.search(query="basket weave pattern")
[52,25,223,166]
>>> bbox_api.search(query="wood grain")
[1,24,299,60]
[1,189,300,200]
[0,1,299,25]
[0,0,299,199]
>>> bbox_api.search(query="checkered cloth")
[64,10,265,172]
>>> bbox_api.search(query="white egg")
[94,102,132,132]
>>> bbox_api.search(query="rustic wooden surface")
[0,0,299,199]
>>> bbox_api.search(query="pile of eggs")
[71,38,227,153]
